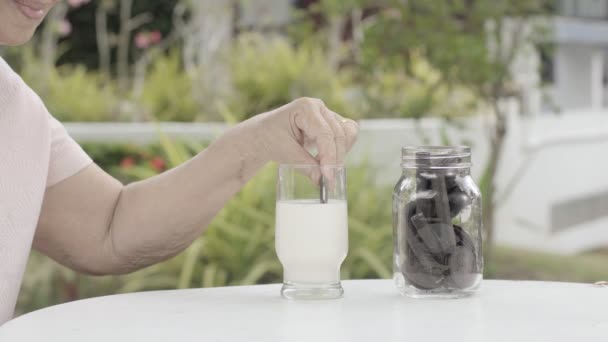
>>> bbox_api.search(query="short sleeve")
[46,114,93,187]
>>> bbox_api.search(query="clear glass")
[276,164,348,300]
[393,146,483,298]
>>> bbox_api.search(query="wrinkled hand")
[255,97,359,166]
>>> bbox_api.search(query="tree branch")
[95,5,111,76]
[117,0,133,92]
[127,12,154,31]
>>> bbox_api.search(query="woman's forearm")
[36,115,269,275]
[106,117,269,273]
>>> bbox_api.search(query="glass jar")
[393,146,483,298]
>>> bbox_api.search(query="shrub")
[16,46,118,122]
[139,51,202,122]
[230,34,356,121]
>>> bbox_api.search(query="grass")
[488,246,608,283]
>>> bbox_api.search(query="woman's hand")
[252,97,359,167]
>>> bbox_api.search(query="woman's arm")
[34,98,358,275]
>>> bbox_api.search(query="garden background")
[1,0,606,316]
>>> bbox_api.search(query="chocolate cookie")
[448,191,471,218]
[402,206,447,289]
[446,225,479,289]
[402,205,478,290]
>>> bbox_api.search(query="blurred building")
[515,0,608,114]
[551,0,608,111]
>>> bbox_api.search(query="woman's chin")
[0,27,35,46]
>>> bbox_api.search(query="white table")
[1,280,607,341]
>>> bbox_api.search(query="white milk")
[275,200,348,284]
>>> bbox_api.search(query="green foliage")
[81,142,165,183]
[315,0,367,17]
[58,72,114,121]
[231,34,356,120]
[4,0,555,124]
[139,51,202,121]
[492,246,608,283]
[7,13,494,122]
[16,46,118,122]
[361,0,551,101]
[354,57,477,119]
[43,66,117,121]
[10,36,364,122]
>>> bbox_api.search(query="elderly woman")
[0,0,358,324]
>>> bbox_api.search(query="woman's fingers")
[320,107,347,165]
[279,97,358,182]
[291,144,320,166]
[293,98,338,167]
[341,117,359,153]
[329,109,359,157]
[293,146,323,186]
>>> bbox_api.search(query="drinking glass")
[275,164,348,300]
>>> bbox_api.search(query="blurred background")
[1,0,607,315]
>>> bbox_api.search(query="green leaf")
[353,247,392,279]
[178,239,204,289]
[238,261,281,286]
[202,263,219,288]
[118,276,177,293]
[120,165,159,179]
[157,128,190,168]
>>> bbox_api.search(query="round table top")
[1,279,607,342]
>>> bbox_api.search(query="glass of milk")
[275,164,348,300]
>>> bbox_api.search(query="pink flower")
[120,156,136,169]
[134,31,163,49]
[67,0,90,8]
[149,30,162,44]
[149,157,166,171]
[134,32,150,49]
[57,19,72,37]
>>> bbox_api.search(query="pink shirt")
[0,57,92,324]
